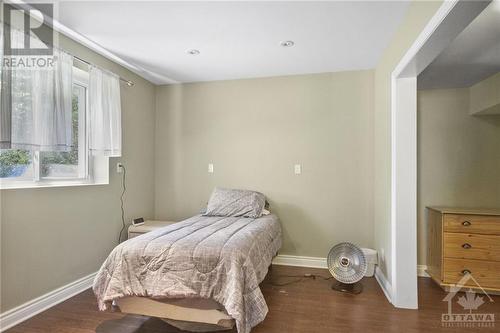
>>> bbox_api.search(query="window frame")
[38,73,87,181]
[0,67,110,190]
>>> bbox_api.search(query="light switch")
[208,163,214,173]
[294,164,301,175]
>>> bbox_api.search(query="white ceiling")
[54,1,411,84]
[418,1,500,90]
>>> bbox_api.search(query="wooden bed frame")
[115,296,235,332]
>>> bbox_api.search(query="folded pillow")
[204,187,266,218]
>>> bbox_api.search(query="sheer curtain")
[88,66,122,157]
[0,27,74,151]
[0,23,10,149]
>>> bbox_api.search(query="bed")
[93,195,282,333]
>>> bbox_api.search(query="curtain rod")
[73,56,135,87]
[3,25,135,87]
[2,3,135,87]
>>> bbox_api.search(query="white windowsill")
[0,156,111,190]
[0,177,109,190]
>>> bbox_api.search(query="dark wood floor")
[6,265,500,333]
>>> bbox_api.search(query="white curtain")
[1,28,74,151]
[0,22,10,149]
[88,66,122,157]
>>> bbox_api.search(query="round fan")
[327,242,367,294]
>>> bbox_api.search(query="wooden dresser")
[427,207,500,292]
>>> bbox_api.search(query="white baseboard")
[272,255,429,273]
[0,272,97,332]
[374,266,393,304]
[272,254,327,269]
[273,255,395,304]
[417,265,429,277]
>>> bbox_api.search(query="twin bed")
[93,188,282,333]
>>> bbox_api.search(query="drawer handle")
[461,269,471,276]
[462,221,471,226]
[462,243,472,249]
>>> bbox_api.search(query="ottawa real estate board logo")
[2,2,54,69]
[442,273,495,328]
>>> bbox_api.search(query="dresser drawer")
[443,258,500,288]
[444,233,500,261]
[444,214,500,235]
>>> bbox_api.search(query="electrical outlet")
[116,162,124,173]
[294,164,302,175]
[208,163,214,173]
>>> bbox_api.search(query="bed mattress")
[93,214,282,333]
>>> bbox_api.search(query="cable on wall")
[118,165,127,244]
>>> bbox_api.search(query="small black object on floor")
[331,281,363,294]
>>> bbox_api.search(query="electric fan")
[327,242,367,294]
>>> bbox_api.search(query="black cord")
[118,165,127,244]
[269,273,333,287]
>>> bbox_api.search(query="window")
[39,83,86,179]
[0,67,108,189]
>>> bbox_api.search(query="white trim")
[0,272,96,332]
[51,22,177,85]
[391,1,458,79]
[8,0,176,85]
[389,0,489,310]
[272,255,327,269]
[417,265,430,278]
[374,266,393,304]
[391,76,418,309]
[272,254,429,279]
[0,177,108,190]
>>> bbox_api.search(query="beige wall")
[0,34,156,312]
[470,72,500,115]
[417,88,500,265]
[373,0,443,282]
[155,71,374,257]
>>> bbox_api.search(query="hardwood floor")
[6,265,500,333]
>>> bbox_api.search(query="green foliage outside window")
[0,91,80,178]
[0,149,31,177]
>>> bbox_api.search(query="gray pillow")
[204,187,266,218]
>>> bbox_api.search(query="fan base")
[331,281,363,294]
